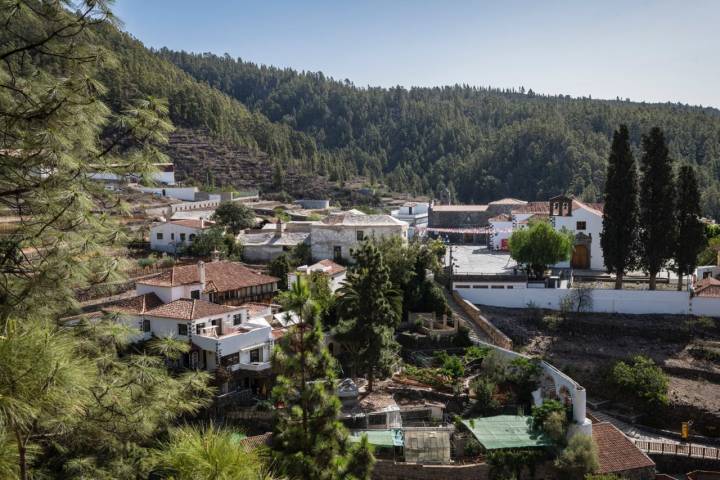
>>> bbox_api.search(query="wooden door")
[571,245,589,269]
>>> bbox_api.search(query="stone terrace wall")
[452,291,513,350]
[373,459,557,480]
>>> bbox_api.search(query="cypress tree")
[673,166,706,290]
[271,279,374,480]
[335,241,401,392]
[638,128,677,290]
[600,125,639,289]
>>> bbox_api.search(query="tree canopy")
[211,201,256,234]
[508,221,574,278]
[601,125,639,289]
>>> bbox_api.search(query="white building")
[548,196,604,271]
[489,196,605,271]
[149,219,216,254]
[288,259,347,292]
[105,260,281,395]
[309,212,408,262]
[391,202,429,239]
[90,162,176,185]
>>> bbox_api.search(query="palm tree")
[154,424,280,480]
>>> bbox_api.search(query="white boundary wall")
[455,287,720,316]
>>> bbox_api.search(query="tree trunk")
[14,429,27,480]
[614,271,624,290]
[368,370,374,392]
[649,272,657,290]
[677,273,683,291]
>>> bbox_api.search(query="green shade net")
[461,415,552,450]
[348,429,404,447]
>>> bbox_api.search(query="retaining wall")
[451,291,513,349]
[455,287,720,317]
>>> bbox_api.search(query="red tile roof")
[695,277,720,297]
[592,422,655,474]
[512,202,549,214]
[104,293,164,315]
[136,261,279,291]
[240,302,272,317]
[431,204,488,212]
[315,259,347,276]
[489,198,527,205]
[144,298,240,320]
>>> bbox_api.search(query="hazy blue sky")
[114,1,720,107]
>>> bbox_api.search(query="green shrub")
[137,256,156,268]
[469,377,500,415]
[531,399,567,426]
[542,314,564,331]
[488,449,546,480]
[689,345,720,363]
[463,437,482,457]
[158,257,175,268]
[464,345,491,364]
[610,355,668,409]
[554,434,599,479]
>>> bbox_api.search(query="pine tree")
[335,241,401,391]
[600,125,640,289]
[272,279,374,480]
[673,165,706,290]
[639,127,677,290]
[0,1,173,321]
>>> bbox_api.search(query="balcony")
[231,361,271,372]
[192,323,273,358]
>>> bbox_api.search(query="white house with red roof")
[105,260,282,396]
[150,218,216,254]
[288,259,347,292]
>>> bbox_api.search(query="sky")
[114,0,720,108]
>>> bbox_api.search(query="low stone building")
[310,211,408,262]
[239,221,309,262]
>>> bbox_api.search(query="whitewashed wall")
[310,224,407,262]
[455,287,720,316]
[138,186,198,201]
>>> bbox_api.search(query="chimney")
[197,260,206,287]
[274,219,284,238]
[200,218,204,229]
[211,249,220,262]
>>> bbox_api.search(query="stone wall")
[372,459,557,480]
[451,291,513,350]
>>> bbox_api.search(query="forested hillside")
[157,50,720,219]
[91,25,320,178]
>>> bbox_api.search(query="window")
[250,348,261,363]
[179,233,186,242]
[189,234,196,241]
[190,351,199,369]
[333,246,342,261]
[456,284,470,289]
[178,324,188,336]
[156,232,164,240]
[190,289,200,299]
[211,319,219,327]
[170,233,175,240]
[473,285,489,289]
[233,314,243,326]
[142,319,151,332]
[576,221,587,231]
[491,285,504,289]
[196,323,205,334]
[221,352,239,366]
[368,414,386,426]
[356,230,364,241]
[507,285,514,289]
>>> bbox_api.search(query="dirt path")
[442,288,492,344]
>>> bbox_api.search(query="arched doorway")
[571,244,590,269]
